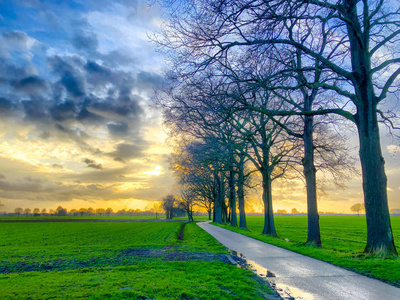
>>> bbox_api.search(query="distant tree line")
[7,206,163,217]
[3,203,212,219]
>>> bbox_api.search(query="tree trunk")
[261,168,277,236]
[343,0,397,255]
[188,210,193,222]
[229,168,238,227]
[303,114,321,247]
[214,172,223,224]
[357,104,397,255]
[208,209,212,220]
[221,178,228,223]
[237,155,247,229]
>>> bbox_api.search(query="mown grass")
[0,221,275,299]
[0,261,272,300]
[1,222,180,267]
[215,216,400,287]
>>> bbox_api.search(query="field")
[0,216,160,221]
[216,216,400,286]
[0,220,276,299]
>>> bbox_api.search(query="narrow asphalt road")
[197,222,400,300]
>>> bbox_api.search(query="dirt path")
[198,222,400,300]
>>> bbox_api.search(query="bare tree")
[96,208,105,216]
[14,207,23,217]
[351,203,365,217]
[105,208,114,216]
[56,206,67,216]
[177,186,196,222]
[162,195,176,219]
[149,202,163,219]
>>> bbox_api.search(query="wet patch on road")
[228,249,316,299]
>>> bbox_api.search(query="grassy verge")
[214,216,400,287]
[0,261,272,300]
[1,221,276,299]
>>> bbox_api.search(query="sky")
[0,0,175,212]
[0,0,399,214]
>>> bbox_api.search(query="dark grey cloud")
[85,61,111,77]
[0,97,13,115]
[136,71,164,91]
[65,165,138,183]
[107,122,129,137]
[72,30,98,51]
[76,106,104,123]
[100,50,137,68]
[48,55,85,98]
[83,158,103,170]
[22,99,48,121]
[89,95,143,119]
[3,31,29,44]
[0,58,31,78]
[52,164,64,169]
[11,75,48,94]
[50,100,77,121]
[111,142,146,162]
[61,71,85,97]
[0,179,45,193]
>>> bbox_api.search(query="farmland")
[216,216,400,286]
[0,220,276,299]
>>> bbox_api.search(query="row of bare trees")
[154,0,400,254]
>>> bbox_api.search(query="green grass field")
[0,221,276,299]
[0,216,161,221]
[216,216,400,287]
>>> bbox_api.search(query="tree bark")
[221,178,228,223]
[343,0,397,255]
[303,115,321,246]
[229,167,238,227]
[214,172,223,224]
[237,154,247,229]
[357,105,397,254]
[261,168,277,236]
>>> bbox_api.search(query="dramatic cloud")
[72,30,99,51]
[11,75,48,94]
[111,142,147,162]
[83,158,103,170]
[0,97,13,115]
[0,0,172,211]
[107,122,129,137]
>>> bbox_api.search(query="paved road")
[197,222,400,300]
